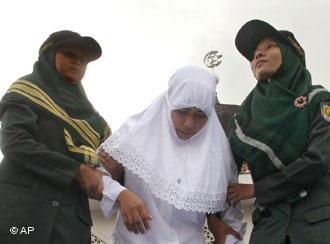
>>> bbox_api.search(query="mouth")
[69,67,81,74]
[176,130,194,139]
[256,60,266,68]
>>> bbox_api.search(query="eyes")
[267,43,278,49]
[59,49,88,64]
[174,108,207,119]
[253,41,279,58]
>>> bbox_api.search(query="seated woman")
[98,65,245,244]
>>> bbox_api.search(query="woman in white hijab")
[98,65,245,244]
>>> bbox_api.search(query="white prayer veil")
[100,65,236,213]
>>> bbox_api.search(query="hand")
[117,190,152,234]
[75,164,104,200]
[207,214,242,244]
[98,150,124,181]
[227,183,255,206]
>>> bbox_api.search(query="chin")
[67,78,81,85]
[179,136,191,140]
[177,133,194,140]
[256,73,271,81]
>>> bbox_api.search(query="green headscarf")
[228,37,330,181]
[2,43,110,166]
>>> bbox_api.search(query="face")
[55,46,89,85]
[171,107,208,140]
[250,37,282,81]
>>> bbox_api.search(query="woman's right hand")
[227,183,255,206]
[75,163,104,200]
[116,189,152,234]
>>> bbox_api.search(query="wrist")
[116,189,128,204]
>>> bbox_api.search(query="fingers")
[133,212,146,234]
[228,228,242,241]
[122,211,148,234]
[94,177,104,200]
[123,212,137,233]
[140,206,152,231]
[87,184,103,200]
[98,153,124,181]
[98,153,109,165]
[227,183,255,204]
[118,190,152,234]
[227,191,239,206]
[77,165,104,200]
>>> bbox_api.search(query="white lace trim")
[101,134,227,213]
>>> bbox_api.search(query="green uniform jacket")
[0,97,97,243]
[247,101,330,244]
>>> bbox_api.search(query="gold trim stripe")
[8,80,100,149]
[17,79,100,143]
[64,129,98,166]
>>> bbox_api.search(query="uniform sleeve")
[254,103,330,205]
[0,101,81,188]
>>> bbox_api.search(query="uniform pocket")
[304,205,330,223]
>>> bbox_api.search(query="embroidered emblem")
[294,96,308,108]
[320,102,330,122]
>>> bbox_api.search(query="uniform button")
[51,200,60,207]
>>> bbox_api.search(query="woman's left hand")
[207,214,242,244]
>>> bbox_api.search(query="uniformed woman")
[0,30,110,243]
[227,20,330,244]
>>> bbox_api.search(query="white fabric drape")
[100,65,236,213]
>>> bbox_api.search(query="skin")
[207,214,242,244]
[98,150,152,234]
[171,107,208,140]
[250,37,282,81]
[227,183,255,207]
[55,46,89,85]
[74,164,106,200]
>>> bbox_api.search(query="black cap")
[235,19,305,66]
[39,30,102,62]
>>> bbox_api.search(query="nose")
[71,54,87,65]
[183,115,195,129]
[253,49,264,60]
[71,57,81,65]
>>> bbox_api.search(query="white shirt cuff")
[100,175,126,218]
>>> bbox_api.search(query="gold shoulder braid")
[7,79,102,166]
